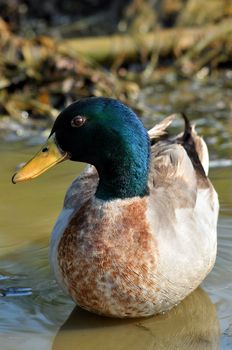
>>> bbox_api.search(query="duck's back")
[146,140,218,310]
[50,119,219,317]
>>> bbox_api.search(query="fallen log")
[57,19,232,62]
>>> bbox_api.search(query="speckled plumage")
[49,114,219,318]
[58,196,158,317]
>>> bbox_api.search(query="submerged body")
[13,97,219,318]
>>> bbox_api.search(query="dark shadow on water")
[52,288,220,350]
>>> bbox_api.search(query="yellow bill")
[12,134,68,184]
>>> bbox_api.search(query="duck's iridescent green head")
[13,97,151,200]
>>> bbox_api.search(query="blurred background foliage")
[0,0,232,140]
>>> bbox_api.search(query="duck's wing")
[50,165,99,276]
[149,141,199,210]
[147,116,218,298]
[63,165,99,211]
[148,114,176,140]
[148,114,218,214]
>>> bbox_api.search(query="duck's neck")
[95,135,151,201]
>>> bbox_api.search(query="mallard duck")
[12,97,219,318]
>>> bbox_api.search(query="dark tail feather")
[181,113,192,143]
[177,113,206,177]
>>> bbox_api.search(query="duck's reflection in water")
[52,288,220,350]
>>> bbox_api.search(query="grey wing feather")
[148,114,176,140]
[149,141,198,209]
[64,165,99,210]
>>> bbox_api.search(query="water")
[0,77,232,349]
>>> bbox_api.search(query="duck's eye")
[71,116,86,128]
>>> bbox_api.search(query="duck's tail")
[177,113,209,176]
[148,113,209,176]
